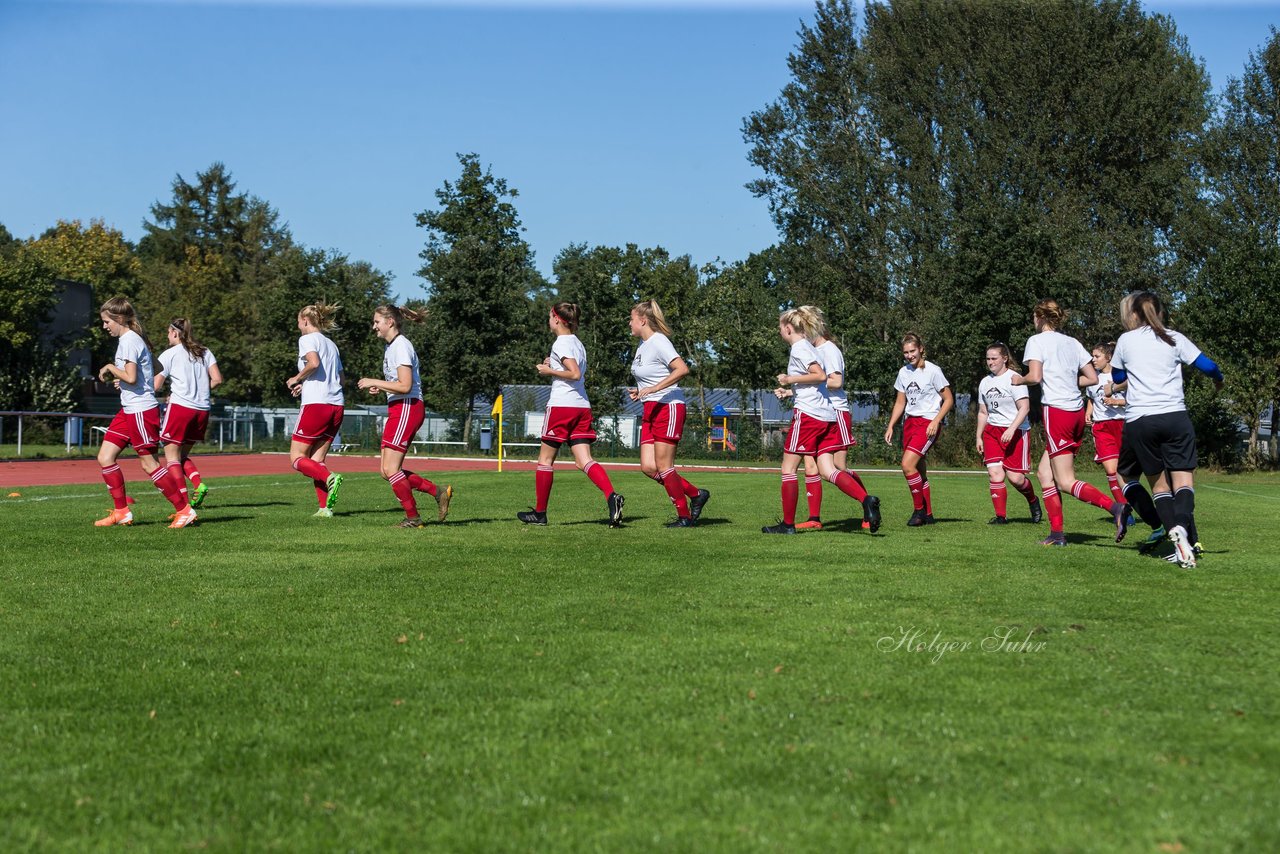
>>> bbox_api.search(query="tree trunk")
[1271,399,1279,463]
[462,394,474,445]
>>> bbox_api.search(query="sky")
[1,0,1276,303]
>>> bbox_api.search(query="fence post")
[17,414,23,458]
[219,420,224,451]
[248,418,254,451]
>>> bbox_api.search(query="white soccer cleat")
[1168,525,1196,569]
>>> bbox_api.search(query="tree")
[1177,28,1280,463]
[0,245,80,411]
[416,153,540,441]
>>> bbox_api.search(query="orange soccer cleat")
[168,507,198,529]
[95,508,134,527]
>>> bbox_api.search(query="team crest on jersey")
[905,381,922,405]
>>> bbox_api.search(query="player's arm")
[209,363,223,391]
[1084,398,1094,425]
[153,369,168,394]
[636,356,689,399]
[1006,397,1031,435]
[287,352,321,391]
[825,370,844,391]
[1077,361,1098,388]
[99,359,137,385]
[975,402,988,451]
[537,356,581,381]
[359,365,413,395]
[927,386,953,437]
[778,361,825,388]
[1013,361,1041,386]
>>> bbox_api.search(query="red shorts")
[542,406,596,444]
[293,403,345,444]
[1091,419,1124,462]
[1042,405,1085,458]
[160,403,209,445]
[902,415,938,457]
[382,399,425,453]
[784,411,843,456]
[831,410,856,451]
[982,423,1031,474]
[640,400,685,445]
[103,407,161,455]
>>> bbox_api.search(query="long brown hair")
[552,302,580,333]
[1033,298,1067,330]
[100,296,151,349]
[169,317,207,361]
[300,302,340,332]
[631,299,672,336]
[1122,291,1175,346]
[374,304,426,333]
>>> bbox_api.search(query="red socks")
[182,458,203,488]
[658,468,691,517]
[805,474,823,520]
[1070,480,1114,512]
[293,457,330,481]
[1043,485,1064,532]
[780,473,799,525]
[1010,476,1037,504]
[905,473,924,511]
[405,470,437,497]
[101,464,128,510]
[389,470,419,518]
[150,465,186,511]
[582,461,614,495]
[1105,474,1124,504]
[535,465,554,512]
[830,470,867,502]
[989,481,1008,516]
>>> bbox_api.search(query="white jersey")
[1087,370,1126,422]
[298,332,344,406]
[789,338,836,420]
[631,332,684,404]
[894,360,949,419]
[115,330,157,414]
[978,371,1029,430]
[382,334,422,404]
[1111,327,1204,420]
[1023,330,1090,411]
[817,340,848,413]
[547,334,590,408]
[157,344,217,411]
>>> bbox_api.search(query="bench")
[409,440,466,454]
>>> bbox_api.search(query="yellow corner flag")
[491,394,503,417]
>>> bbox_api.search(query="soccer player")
[154,318,222,511]
[627,299,709,528]
[285,302,345,518]
[1011,298,1130,546]
[1084,341,1127,504]
[883,333,953,526]
[764,306,881,535]
[793,311,872,531]
[356,304,452,528]
[517,302,624,527]
[94,297,198,528]
[1110,291,1223,568]
[975,343,1041,525]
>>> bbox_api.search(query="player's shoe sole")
[689,489,711,523]
[795,520,823,530]
[190,482,209,509]
[863,496,882,533]
[436,485,453,522]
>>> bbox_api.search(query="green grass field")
[2,467,1277,851]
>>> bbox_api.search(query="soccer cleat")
[689,488,711,523]
[395,516,425,528]
[1112,502,1131,543]
[94,508,134,527]
[863,495,882,533]
[1168,525,1196,568]
[517,509,548,525]
[1028,499,1043,524]
[324,473,344,510]
[168,507,198,529]
[436,484,453,522]
[923,514,935,524]
[761,522,797,534]
[988,516,1008,525]
[1039,532,1067,547]
[1138,526,1167,554]
[795,519,824,530]
[312,507,334,518]
[190,482,209,509]
[665,517,695,528]
[1193,542,1204,558]
[607,492,625,528]
[906,509,927,527]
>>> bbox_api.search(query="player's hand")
[98,366,112,382]
[1001,427,1015,446]
[628,387,641,401]
[926,420,939,438]
[776,374,788,387]
[883,427,893,444]
[975,438,983,453]
[290,383,302,398]
[535,362,552,376]
[112,380,121,391]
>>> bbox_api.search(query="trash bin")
[479,424,493,453]
[65,416,83,446]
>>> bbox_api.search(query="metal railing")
[0,410,262,458]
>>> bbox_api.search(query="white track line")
[1199,483,1280,501]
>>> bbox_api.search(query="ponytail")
[169,317,207,361]
[375,304,426,331]
[300,302,340,332]
[1122,291,1175,346]
[631,299,672,336]
[779,305,822,342]
[552,302,580,333]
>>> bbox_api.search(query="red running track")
[0,454,775,489]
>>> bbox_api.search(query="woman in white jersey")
[154,318,222,511]
[975,343,1041,525]
[883,332,953,526]
[94,297,198,529]
[1110,291,1223,568]
[764,306,880,535]
[627,299,709,528]
[1084,341,1127,505]
[1011,298,1129,546]
[517,302,625,527]
[285,302,345,517]
[356,304,452,528]
[789,310,873,531]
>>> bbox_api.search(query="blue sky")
[1,1,1276,303]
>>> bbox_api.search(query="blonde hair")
[1033,298,1067,330]
[552,302,580,333]
[299,302,340,332]
[901,331,926,355]
[779,305,823,342]
[1122,291,1175,346]
[632,299,672,336]
[375,304,426,332]
[168,317,207,361]
[100,296,151,349]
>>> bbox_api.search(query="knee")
[901,463,917,477]
[640,462,659,479]
[380,466,397,481]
